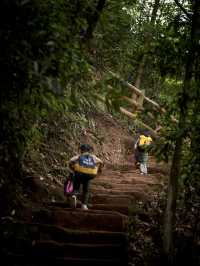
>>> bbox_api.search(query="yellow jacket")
[139,135,152,147]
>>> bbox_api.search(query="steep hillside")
[20,110,167,212]
[21,111,136,208]
[1,111,168,266]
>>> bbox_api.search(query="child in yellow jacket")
[134,131,152,175]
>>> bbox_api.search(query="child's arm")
[69,155,79,171]
[93,155,103,174]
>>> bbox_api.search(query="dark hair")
[138,128,150,136]
[143,130,150,137]
[79,143,93,152]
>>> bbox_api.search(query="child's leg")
[69,174,81,208]
[82,179,90,205]
[72,175,80,199]
[134,149,139,164]
[143,163,148,174]
[73,174,81,194]
[139,162,147,174]
[140,163,144,174]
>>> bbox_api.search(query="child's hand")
[97,163,103,174]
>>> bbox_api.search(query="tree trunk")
[84,0,106,42]
[163,0,200,263]
[163,123,184,264]
[133,0,160,111]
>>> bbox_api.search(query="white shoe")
[81,204,88,210]
[70,195,77,208]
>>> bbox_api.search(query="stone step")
[30,208,128,232]
[45,201,129,215]
[91,183,150,191]
[93,177,158,185]
[46,195,133,209]
[2,253,127,266]
[90,194,134,205]
[91,189,148,200]
[1,223,127,245]
[31,240,125,260]
[90,204,129,215]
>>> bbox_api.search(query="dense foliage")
[0,0,100,213]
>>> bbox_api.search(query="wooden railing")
[108,71,178,137]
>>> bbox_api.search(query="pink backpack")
[64,179,73,195]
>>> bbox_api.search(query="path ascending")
[1,159,163,266]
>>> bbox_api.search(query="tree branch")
[174,0,191,19]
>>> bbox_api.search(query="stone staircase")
[1,165,161,266]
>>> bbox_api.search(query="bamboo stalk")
[147,111,156,120]
[119,107,137,118]
[122,96,144,110]
[119,107,157,137]
[109,71,163,110]
[109,70,178,123]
